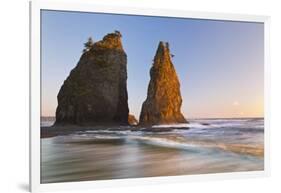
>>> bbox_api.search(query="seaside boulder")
[139,41,187,125]
[55,32,129,126]
[128,114,138,126]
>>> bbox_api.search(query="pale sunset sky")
[41,10,264,119]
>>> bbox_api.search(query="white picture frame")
[30,0,270,192]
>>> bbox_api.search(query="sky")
[41,10,264,119]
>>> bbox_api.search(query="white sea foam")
[150,121,243,129]
[83,130,134,135]
[152,123,209,129]
[130,136,198,150]
[93,135,122,139]
[152,123,189,128]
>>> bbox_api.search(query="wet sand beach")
[41,118,264,183]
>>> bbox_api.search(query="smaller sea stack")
[139,41,187,125]
[128,114,138,126]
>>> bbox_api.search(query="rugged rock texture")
[128,114,138,126]
[139,41,187,125]
[55,32,129,126]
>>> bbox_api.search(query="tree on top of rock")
[114,30,122,37]
[83,37,94,53]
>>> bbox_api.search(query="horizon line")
[40,115,264,119]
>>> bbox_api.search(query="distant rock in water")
[139,41,187,125]
[128,114,138,126]
[55,32,129,126]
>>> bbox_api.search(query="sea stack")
[139,41,187,125]
[55,32,129,126]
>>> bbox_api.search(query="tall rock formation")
[139,41,187,125]
[55,32,129,126]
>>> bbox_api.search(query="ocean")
[41,118,264,183]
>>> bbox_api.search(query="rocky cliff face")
[139,41,187,125]
[55,32,129,126]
